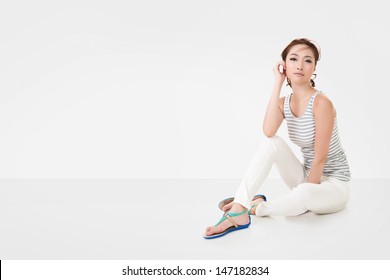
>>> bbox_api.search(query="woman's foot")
[222,196,265,213]
[204,204,249,237]
[249,196,265,215]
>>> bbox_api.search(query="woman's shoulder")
[313,91,336,116]
[279,95,286,103]
[278,95,287,106]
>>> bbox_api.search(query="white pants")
[233,135,350,217]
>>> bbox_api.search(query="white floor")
[0,178,389,259]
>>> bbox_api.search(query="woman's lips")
[293,73,304,76]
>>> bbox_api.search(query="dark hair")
[281,38,321,87]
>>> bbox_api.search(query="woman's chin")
[289,78,310,86]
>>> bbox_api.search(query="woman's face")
[285,44,316,87]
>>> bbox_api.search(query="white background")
[1,0,389,179]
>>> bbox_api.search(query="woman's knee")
[263,135,282,143]
[261,135,286,151]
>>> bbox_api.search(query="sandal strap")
[224,214,238,228]
[215,210,249,227]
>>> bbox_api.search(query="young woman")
[204,38,351,239]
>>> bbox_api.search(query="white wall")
[0,0,389,179]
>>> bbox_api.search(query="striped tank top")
[284,91,351,182]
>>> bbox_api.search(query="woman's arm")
[307,93,335,184]
[263,62,286,137]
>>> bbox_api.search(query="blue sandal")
[203,210,251,239]
[218,194,267,213]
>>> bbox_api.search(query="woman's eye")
[289,57,312,63]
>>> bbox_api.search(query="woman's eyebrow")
[290,53,313,58]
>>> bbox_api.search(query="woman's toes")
[222,202,233,212]
[205,223,224,236]
[204,226,215,236]
[251,197,264,205]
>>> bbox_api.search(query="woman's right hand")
[273,61,286,85]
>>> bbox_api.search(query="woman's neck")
[291,84,317,102]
